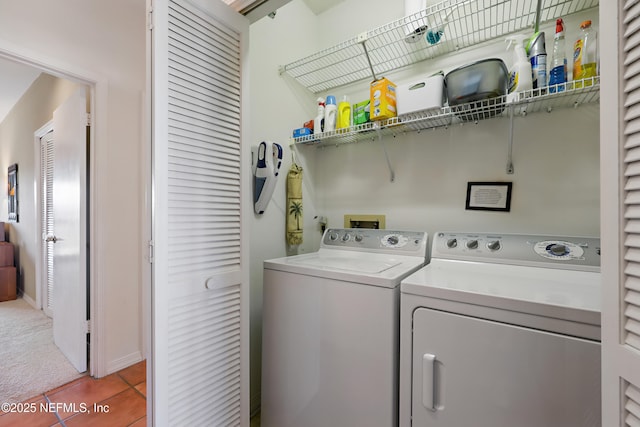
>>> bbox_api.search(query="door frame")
[0,44,108,377]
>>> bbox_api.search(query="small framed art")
[465,182,512,212]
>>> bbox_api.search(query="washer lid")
[287,255,401,274]
[264,249,426,288]
[401,259,601,326]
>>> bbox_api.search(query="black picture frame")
[8,163,18,222]
[465,181,512,212]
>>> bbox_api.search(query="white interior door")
[52,88,88,373]
[151,0,250,425]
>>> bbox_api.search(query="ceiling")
[222,0,344,21]
[0,57,41,124]
[0,0,346,124]
[302,0,345,15]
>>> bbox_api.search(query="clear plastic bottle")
[548,18,567,93]
[573,20,598,88]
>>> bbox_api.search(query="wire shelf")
[292,77,599,147]
[280,0,599,93]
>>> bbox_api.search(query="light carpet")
[0,298,84,403]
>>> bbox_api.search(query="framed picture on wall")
[8,163,18,222]
[465,181,512,212]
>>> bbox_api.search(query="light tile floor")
[1,359,261,426]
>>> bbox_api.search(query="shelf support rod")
[357,32,378,81]
[507,104,514,175]
[376,127,395,182]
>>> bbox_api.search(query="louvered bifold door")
[151,0,250,426]
[615,0,640,425]
[40,131,55,318]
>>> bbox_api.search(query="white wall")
[249,0,600,411]
[0,73,81,301]
[0,0,147,374]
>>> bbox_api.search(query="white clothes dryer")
[261,228,428,427]
[399,232,601,427]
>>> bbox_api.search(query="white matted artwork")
[465,182,512,212]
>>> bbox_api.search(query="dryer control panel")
[322,228,428,257]
[432,232,600,271]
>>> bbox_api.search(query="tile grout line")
[43,393,67,427]
[117,372,147,400]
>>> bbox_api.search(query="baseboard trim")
[21,293,37,309]
[106,351,144,375]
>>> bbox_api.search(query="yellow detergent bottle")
[573,20,598,88]
[337,95,351,129]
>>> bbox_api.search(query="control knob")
[466,239,479,249]
[329,232,339,241]
[342,233,351,242]
[487,240,501,251]
[355,234,363,243]
[387,235,399,246]
[446,238,458,248]
[549,244,567,256]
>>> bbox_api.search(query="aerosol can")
[527,31,547,89]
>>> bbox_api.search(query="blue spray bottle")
[548,18,567,93]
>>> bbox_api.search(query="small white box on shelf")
[396,73,445,116]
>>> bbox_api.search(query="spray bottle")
[314,97,325,134]
[505,34,533,95]
[549,18,568,93]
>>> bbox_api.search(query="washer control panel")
[433,232,600,271]
[322,228,428,257]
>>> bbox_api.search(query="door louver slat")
[626,382,640,425]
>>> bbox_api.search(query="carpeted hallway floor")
[0,298,84,403]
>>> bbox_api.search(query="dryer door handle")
[422,353,437,411]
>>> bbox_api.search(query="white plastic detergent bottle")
[314,97,325,134]
[527,31,547,89]
[324,95,337,132]
[505,34,533,94]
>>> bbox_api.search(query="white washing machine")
[261,228,429,427]
[399,232,601,427]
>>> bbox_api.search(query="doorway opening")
[0,51,101,402]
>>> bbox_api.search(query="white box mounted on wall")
[396,73,445,116]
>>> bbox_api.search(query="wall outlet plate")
[344,214,386,229]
